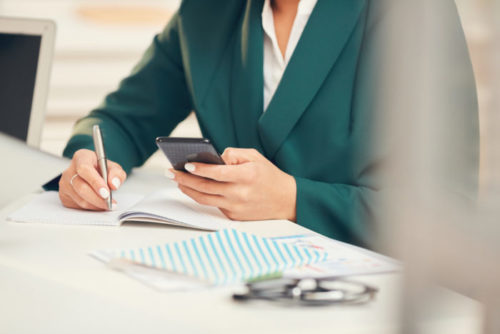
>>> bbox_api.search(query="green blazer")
[63,0,478,247]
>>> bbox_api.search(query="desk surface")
[0,170,481,334]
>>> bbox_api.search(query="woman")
[57,0,478,247]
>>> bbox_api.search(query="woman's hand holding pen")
[166,148,297,222]
[59,149,127,211]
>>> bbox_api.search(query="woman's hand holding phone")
[166,148,297,222]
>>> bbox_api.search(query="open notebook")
[7,189,234,231]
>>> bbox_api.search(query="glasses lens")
[317,279,368,294]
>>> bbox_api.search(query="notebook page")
[119,189,232,231]
[7,192,144,226]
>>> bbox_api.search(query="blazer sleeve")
[294,0,479,248]
[295,178,381,247]
[62,12,193,174]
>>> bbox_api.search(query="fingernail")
[112,177,121,189]
[99,187,110,199]
[185,163,195,173]
[112,203,117,210]
[165,170,175,180]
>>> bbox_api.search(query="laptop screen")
[0,33,42,141]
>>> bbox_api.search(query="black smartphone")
[156,137,225,171]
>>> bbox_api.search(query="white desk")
[0,169,481,334]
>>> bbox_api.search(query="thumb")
[221,148,264,165]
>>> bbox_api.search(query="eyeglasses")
[233,277,379,306]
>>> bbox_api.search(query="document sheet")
[92,229,328,286]
[93,232,401,291]
[273,234,402,278]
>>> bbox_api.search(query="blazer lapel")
[258,0,367,158]
[230,0,266,151]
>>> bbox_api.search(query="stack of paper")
[92,229,328,286]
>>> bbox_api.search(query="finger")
[107,162,127,190]
[59,167,78,207]
[60,192,105,211]
[178,184,229,209]
[220,208,241,221]
[184,162,255,183]
[221,148,263,165]
[75,163,110,200]
[65,182,104,211]
[70,175,110,210]
[59,192,81,210]
[172,170,227,195]
[73,148,98,166]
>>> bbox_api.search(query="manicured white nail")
[165,170,175,180]
[185,163,196,173]
[99,187,110,199]
[112,177,121,189]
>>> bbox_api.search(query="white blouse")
[262,0,318,111]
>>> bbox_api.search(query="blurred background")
[0,0,201,172]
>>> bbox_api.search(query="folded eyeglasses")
[233,277,379,306]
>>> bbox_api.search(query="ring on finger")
[70,174,79,186]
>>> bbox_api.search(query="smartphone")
[156,137,225,171]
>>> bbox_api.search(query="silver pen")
[92,125,112,210]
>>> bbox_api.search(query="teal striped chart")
[108,229,328,285]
